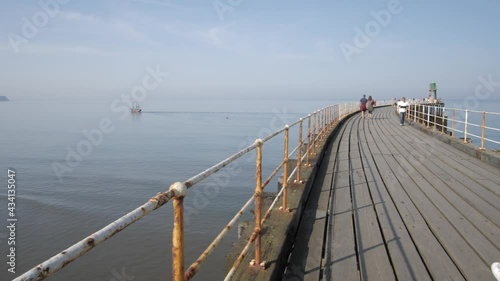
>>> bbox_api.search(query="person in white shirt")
[397,97,409,126]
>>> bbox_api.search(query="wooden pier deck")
[283,106,500,281]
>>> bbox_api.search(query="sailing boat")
[131,102,142,113]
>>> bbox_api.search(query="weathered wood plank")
[359,124,433,281]
[325,116,360,281]
[287,106,500,281]
[350,122,395,281]
[376,110,497,280]
[369,109,466,281]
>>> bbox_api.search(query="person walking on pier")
[366,96,375,119]
[397,97,409,126]
[360,94,368,118]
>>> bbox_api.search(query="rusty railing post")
[171,182,188,281]
[319,109,323,140]
[306,114,311,167]
[314,110,319,148]
[481,112,486,150]
[252,139,264,268]
[281,126,289,211]
[295,118,303,183]
[452,109,456,138]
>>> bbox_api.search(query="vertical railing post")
[414,104,417,122]
[441,107,446,134]
[452,109,456,138]
[171,182,188,281]
[325,107,329,129]
[322,108,326,138]
[253,139,263,267]
[323,108,327,137]
[328,106,331,128]
[315,111,319,148]
[481,112,486,150]
[417,104,420,124]
[306,114,311,167]
[318,109,323,139]
[295,119,303,183]
[464,109,469,143]
[421,104,425,125]
[281,126,289,211]
[311,112,316,153]
[433,105,437,130]
[427,106,431,128]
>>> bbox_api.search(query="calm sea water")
[0,99,323,281]
[0,98,499,281]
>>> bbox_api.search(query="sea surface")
[0,98,499,281]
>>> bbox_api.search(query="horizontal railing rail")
[405,103,500,150]
[14,101,376,281]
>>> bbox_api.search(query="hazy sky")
[1,0,499,101]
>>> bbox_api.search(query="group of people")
[359,95,376,119]
[359,95,409,126]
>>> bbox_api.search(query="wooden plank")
[328,177,359,281]
[368,110,466,281]
[324,116,360,281]
[384,117,500,248]
[284,138,338,280]
[393,114,500,181]
[284,116,356,281]
[352,182,396,281]
[359,129,433,281]
[350,122,395,281]
[396,152,499,265]
[476,179,500,196]
[420,156,500,227]
[384,125,500,264]
[430,159,500,212]
[375,109,496,280]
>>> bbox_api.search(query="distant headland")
[0,96,9,101]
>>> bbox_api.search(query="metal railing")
[406,103,500,150]
[14,102,364,281]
